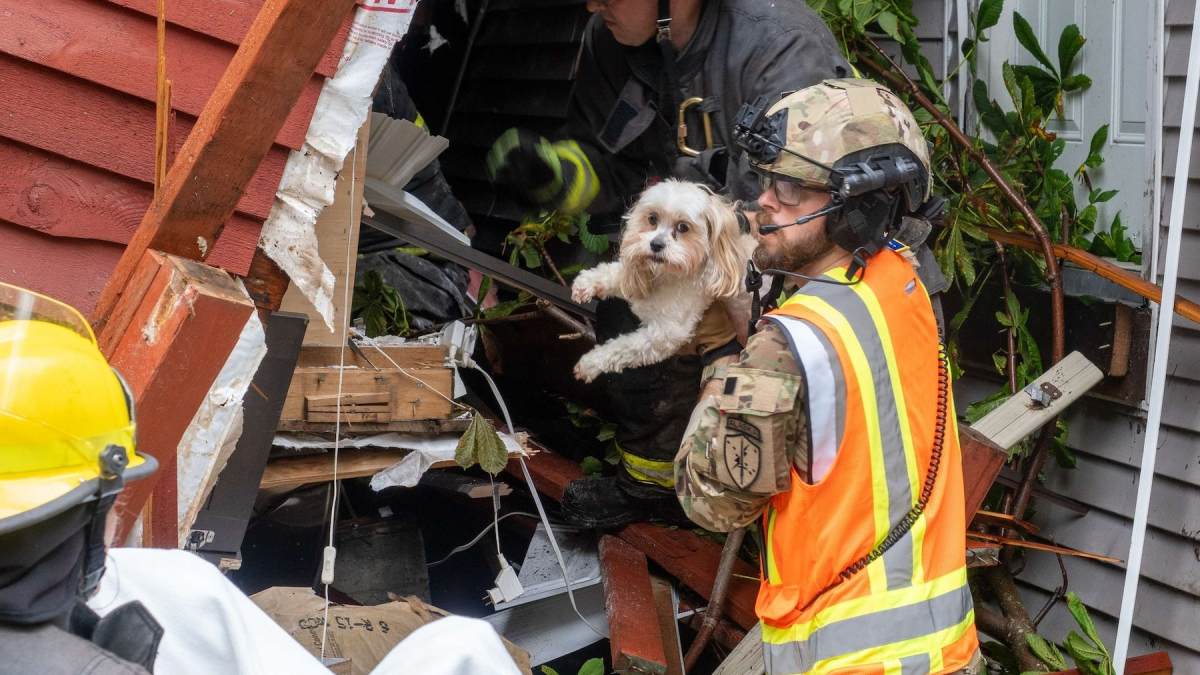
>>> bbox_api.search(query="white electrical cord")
[469,362,608,639]
[320,144,358,659]
[427,511,547,567]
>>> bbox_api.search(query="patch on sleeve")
[722,418,762,489]
[905,279,917,295]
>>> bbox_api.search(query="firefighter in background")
[676,80,983,674]
[483,0,861,528]
[0,282,160,674]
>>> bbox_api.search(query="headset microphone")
[757,200,843,235]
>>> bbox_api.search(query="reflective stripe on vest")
[756,250,976,675]
[761,570,974,675]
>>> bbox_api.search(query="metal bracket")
[185,529,216,551]
[1024,381,1063,409]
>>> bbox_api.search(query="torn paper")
[259,2,417,331]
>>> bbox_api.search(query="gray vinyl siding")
[954,0,1200,670]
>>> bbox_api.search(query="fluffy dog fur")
[571,179,757,382]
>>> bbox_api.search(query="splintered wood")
[105,251,255,546]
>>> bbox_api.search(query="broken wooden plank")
[959,425,1008,521]
[106,251,256,546]
[970,351,1104,450]
[505,443,761,631]
[972,511,1039,535]
[261,447,525,491]
[90,0,359,335]
[1052,652,1171,675]
[965,532,1123,563]
[649,575,684,675]
[261,448,413,490]
[599,535,668,675]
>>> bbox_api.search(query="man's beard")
[752,210,836,271]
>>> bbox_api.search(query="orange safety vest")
[755,248,977,675]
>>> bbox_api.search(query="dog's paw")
[571,274,607,304]
[574,355,604,383]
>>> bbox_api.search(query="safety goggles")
[761,173,822,207]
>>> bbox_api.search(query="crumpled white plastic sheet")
[272,431,527,490]
[89,548,520,675]
[259,2,416,331]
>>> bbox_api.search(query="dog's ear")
[704,196,748,299]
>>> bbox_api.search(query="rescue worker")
[485,0,854,528]
[676,80,983,674]
[0,282,161,674]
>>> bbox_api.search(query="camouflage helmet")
[750,79,931,201]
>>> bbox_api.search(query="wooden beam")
[599,535,669,675]
[505,444,761,631]
[1052,652,1170,675]
[261,448,527,491]
[90,0,358,336]
[649,575,685,675]
[107,251,255,546]
[959,425,1008,522]
[970,352,1104,451]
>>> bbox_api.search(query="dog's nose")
[650,238,666,253]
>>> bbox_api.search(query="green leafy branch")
[352,269,413,338]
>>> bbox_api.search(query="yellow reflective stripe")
[796,611,974,675]
[619,445,674,487]
[883,661,903,675]
[761,567,968,644]
[846,278,924,586]
[784,294,889,594]
[767,505,782,585]
[554,140,600,215]
[414,112,427,131]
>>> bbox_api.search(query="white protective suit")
[87,548,521,675]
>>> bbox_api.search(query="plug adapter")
[486,555,523,605]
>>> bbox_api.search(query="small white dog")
[571,179,757,383]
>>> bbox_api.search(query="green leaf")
[1065,632,1107,662]
[521,246,542,269]
[540,667,560,675]
[577,658,605,675]
[992,352,1008,374]
[1025,632,1070,671]
[581,456,605,478]
[1060,73,1092,92]
[1090,189,1118,204]
[1014,12,1059,77]
[454,412,510,475]
[1013,65,1061,115]
[1089,124,1110,155]
[559,263,589,279]
[877,10,901,41]
[976,0,1003,32]
[477,276,493,306]
[597,423,616,442]
[1002,62,1025,116]
[578,214,610,255]
[1058,24,1086,76]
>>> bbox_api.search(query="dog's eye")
[676,222,690,233]
[648,213,658,226]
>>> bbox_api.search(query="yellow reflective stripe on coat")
[760,570,973,675]
[619,444,674,488]
[553,140,600,215]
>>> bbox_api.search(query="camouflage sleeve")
[675,323,809,532]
